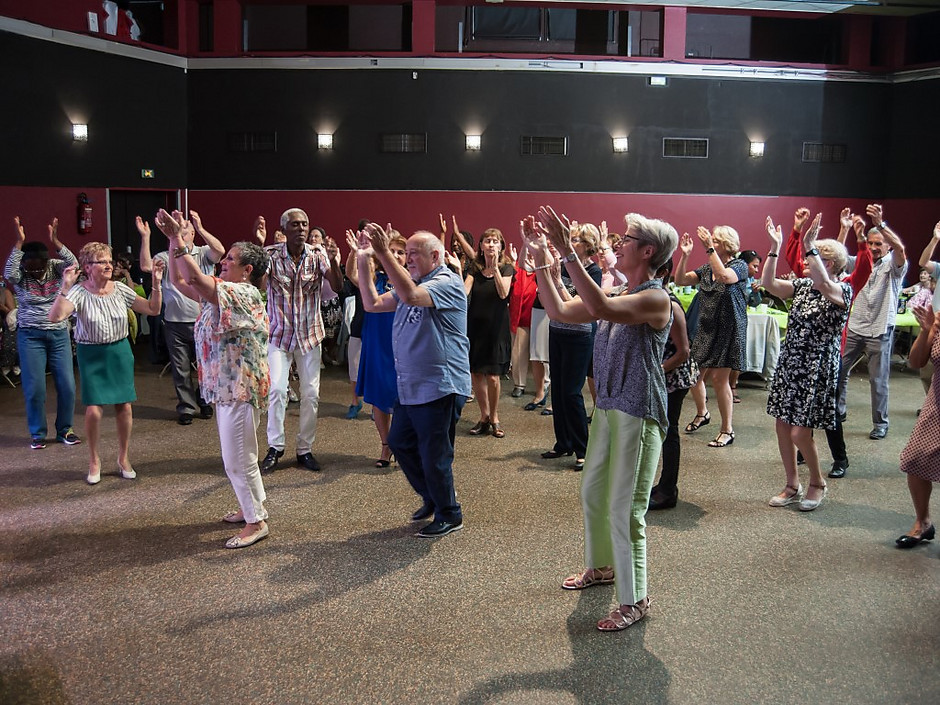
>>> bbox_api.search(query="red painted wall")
[184,189,940,275]
[0,186,108,255]
[3,186,937,280]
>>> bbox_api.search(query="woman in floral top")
[156,209,272,549]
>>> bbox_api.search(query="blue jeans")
[17,327,76,439]
[388,394,465,524]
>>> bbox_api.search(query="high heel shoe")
[684,412,710,433]
[708,431,734,448]
[117,463,137,480]
[375,443,394,468]
[896,523,935,548]
[86,465,101,485]
[798,483,827,512]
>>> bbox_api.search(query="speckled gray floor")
[1,348,939,705]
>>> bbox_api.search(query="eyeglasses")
[89,260,113,266]
[570,237,583,244]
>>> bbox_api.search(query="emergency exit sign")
[141,169,155,179]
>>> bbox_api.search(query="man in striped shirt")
[258,208,343,473]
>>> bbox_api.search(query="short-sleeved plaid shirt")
[265,242,327,353]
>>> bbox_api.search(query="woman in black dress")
[465,228,514,438]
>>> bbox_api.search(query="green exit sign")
[141,169,155,179]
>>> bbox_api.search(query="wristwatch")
[805,247,820,258]
[876,221,888,232]
[705,247,716,255]
[564,251,578,263]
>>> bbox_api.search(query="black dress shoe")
[524,398,547,411]
[199,405,214,419]
[828,460,848,479]
[896,524,935,548]
[648,491,678,510]
[869,427,887,440]
[296,452,321,472]
[177,413,194,426]
[411,503,434,521]
[260,447,284,474]
[416,519,463,538]
[541,449,573,459]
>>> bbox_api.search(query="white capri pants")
[216,401,268,524]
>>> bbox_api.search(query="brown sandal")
[562,566,615,590]
[597,597,651,631]
[491,423,505,439]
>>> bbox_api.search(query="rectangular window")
[802,143,847,164]
[380,134,428,154]
[228,132,277,153]
[520,136,568,157]
[663,138,709,159]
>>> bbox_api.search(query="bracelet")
[705,247,716,255]
[172,246,188,258]
[533,263,552,271]
[766,252,778,258]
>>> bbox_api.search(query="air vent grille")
[228,131,277,153]
[663,138,708,159]
[521,136,568,156]
[380,133,427,153]
[802,142,847,163]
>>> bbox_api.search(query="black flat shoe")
[896,524,935,548]
[469,420,491,436]
[411,503,434,521]
[828,460,848,479]
[524,398,547,411]
[541,449,573,459]
[648,491,678,510]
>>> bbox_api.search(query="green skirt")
[76,339,137,406]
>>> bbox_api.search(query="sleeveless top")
[593,278,672,433]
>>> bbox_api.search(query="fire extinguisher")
[77,193,93,235]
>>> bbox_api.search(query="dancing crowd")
[5,203,940,632]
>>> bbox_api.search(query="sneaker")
[56,428,82,445]
[30,437,46,450]
[345,401,363,420]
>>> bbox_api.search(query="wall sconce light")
[648,76,668,87]
[317,133,333,150]
[612,137,629,154]
[465,135,481,151]
[749,141,765,158]
[72,124,89,142]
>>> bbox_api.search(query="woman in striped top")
[49,242,164,485]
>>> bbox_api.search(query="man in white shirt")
[139,210,224,424]
[837,204,907,440]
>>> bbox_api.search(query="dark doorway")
[108,189,179,268]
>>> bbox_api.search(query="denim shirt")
[392,265,472,405]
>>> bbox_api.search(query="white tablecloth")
[745,313,780,380]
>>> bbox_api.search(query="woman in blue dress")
[346,227,407,466]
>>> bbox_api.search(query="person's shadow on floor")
[459,589,670,705]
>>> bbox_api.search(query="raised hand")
[253,216,266,244]
[345,229,361,252]
[598,220,609,248]
[443,250,461,273]
[48,217,62,249]
[866,203,885,227]
[793,207,811,233]
[61,264,80,290]
[438,213,447,240]
[536,205,571,255]
[154,208,183,245]
[852,215,867,241]
[135,216,151,238]
[13,216,25,246]
[933,220,940,241]
[765,217,783,248]
[189,209,204,233]
[507,242,518,264]
[840,207,853,231]
[802,213,822,251]
[695,226,713,248]
[325,236,340,264]
[365,222,391,254]
[679,232,694,256]
[912,304,935,330]
[151,258,166,284]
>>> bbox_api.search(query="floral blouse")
[195,280,270,409]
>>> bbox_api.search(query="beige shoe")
[769,484,802,507]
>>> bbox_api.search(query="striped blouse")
[64,281,139,344]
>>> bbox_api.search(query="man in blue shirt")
[354,225,471,538]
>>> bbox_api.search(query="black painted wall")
[3,30,939,200]
[0,31,188,189]
[186,67,900,197]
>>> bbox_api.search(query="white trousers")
[216,402,268,524]
[267,343,321,453]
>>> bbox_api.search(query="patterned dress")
[767,278,851,429]
[690,259,748,370]
[195,280,270,409]
[900,327,940,482]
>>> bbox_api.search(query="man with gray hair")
[256,208,343,473]
[352,225,471,538]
